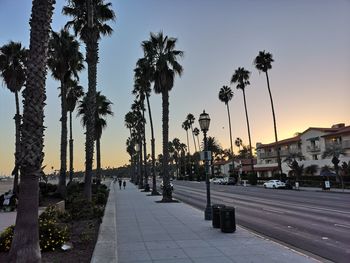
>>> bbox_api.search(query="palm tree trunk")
[69,111,74,183]
[162,90,172,201]
[84,36,98,201]
[186,130,190,154]
[142,107,149,190]
[12,90,21,195]
[58,80,67,197]
[242,89,255,173]
[96,137,101,183]
[191,125,197,152]
[138,139,144,188]
[265,72,282,175]
[9,1,54,261]
[226,103,235,175]
[146,95,158,194]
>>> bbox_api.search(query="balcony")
[306,145,321,152]
[258,149,301,159]
[326,140,350,150]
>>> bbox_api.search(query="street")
[171,180,350,263]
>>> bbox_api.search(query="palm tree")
[8,0,55,261]
[0,41,27,195]
[204,136,222,178]
[124,112,137,182]
[254,51,282,175]
[187,113,197,152]
[131,99,146,188]
[135,57,158,194]
[48,29,84,196]
[193,127,200,149]
[66,79,84,183]
[142,32,184,202]
[63,0,115,200]
[218,85,235,174]
[322,145,345,190]
[234,137,242,152]
[77,91,113,184]
[288,160,304,182]
[231,67,255,173]
[182,120,191,154]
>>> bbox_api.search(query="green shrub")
[39,218,69,252]
[0,225,14,252]
[0,207,69,252]
[248,172,258,185]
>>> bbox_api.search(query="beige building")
[255,123,350,177]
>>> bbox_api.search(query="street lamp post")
[199,110,212,220]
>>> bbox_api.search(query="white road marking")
[322,237,329,240]
[262,208,285,214]
[334,223,350,229]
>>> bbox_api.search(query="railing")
[325,140,350,150]
[306,145,321,152]
[258,149,301,159]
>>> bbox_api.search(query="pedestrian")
[123,180,126,189]
[118,179,122,189]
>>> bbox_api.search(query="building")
[255,123,350,177]
[212,159,256,177]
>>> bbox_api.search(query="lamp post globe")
[199,110,212,220]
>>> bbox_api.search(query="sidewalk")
[92,183,320,263]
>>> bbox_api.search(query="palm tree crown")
[231,67,251,90]
[218,85,233,105]
[254,50,274,73]
[0,41,27,93]
[63,0,115,42]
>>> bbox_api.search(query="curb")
[90,182,117,263]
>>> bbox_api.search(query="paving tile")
[117,241,147,251]
[145,240,180,250]
[118,249,151,262]
[182,246,224,258]
[176,239,211,248]
[148,248,189,260]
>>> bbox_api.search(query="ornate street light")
[199,110,212,220]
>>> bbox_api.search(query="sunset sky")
[1,0,349,175]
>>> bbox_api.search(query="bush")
[0,225,14,252]
[248,172,258,185]
[0,207,70,252]
[39,182,57,197]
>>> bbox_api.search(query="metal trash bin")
[212,204,226,228]
[220,206,236,233]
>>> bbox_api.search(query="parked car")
[160,181,174,190]
[263,180,286,189]
[226,177,236,185]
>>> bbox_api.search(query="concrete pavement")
[92,182,320,263]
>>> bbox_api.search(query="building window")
[312,154,318,160]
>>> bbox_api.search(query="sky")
[0,0,349,175]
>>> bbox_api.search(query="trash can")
[212,204,225,228]
[220,206,236,233]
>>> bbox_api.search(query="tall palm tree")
[8,0,55,261]
[124,111,137,182]
[218,85,235,174]
[77,91,113,183]
[235,137,242,152]
[142,32,184,202]
[134,57,158,194]
[48,29,84,196]
[63,0,115,200]
[131,99,146,188]
[187,113,197,152]
[204,136,222,178]
[231,67,255,173]
[66,79,84,183]
[254,51,282,175]
[182,120,191,154]
[0,41,27,195]
[193,127,200,150]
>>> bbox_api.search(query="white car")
[263,180,286,189]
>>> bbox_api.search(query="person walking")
[118,179,122,189]
[123,180,126,189]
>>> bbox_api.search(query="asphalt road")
[170,180,350,263]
